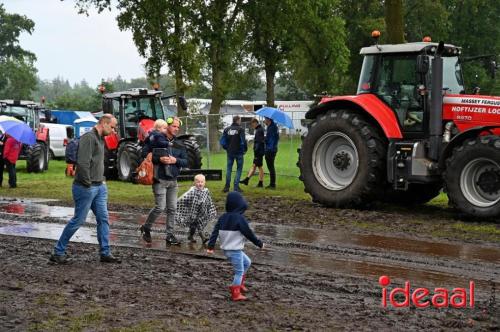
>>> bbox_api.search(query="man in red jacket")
[1,134,22,188]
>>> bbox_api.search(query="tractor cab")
[102,88,165,141]
[357,42,463,134]
[0,100,39,131]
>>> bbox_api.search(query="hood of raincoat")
[225,191,248,214]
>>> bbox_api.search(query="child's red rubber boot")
[229,285,247,301]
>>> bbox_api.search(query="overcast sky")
[2,0,146,87]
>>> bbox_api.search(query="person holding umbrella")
[239,118,265,188]
[0,133,22,188]
[254,106,293,189]
[264,117,279,189]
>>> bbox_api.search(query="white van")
[42,123,74,159]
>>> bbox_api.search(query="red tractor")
[0,99,50,172]
[100,88,202,181]
[298,36,500,218]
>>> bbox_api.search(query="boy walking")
[207,191,264,301]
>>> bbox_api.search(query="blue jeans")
[224,250,251,285]
[225,153,244,189]
[54,183,110,256]
[144,180,178,235]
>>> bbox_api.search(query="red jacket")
[3,136,22,164]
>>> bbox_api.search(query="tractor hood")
[443,94,500,132]
[137,118,155,142]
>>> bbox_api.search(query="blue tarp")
[51,110,97,125]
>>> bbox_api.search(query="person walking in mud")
[206,191,264,301]
[264,117,279,189]
[239,118,265,188]
[176,174,217,244]
[220,115,247,193]
[139,117,188,246]
[50,114,121,264]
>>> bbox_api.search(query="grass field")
[1,139,309,207]
[1,138,449,209]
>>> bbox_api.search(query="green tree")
[404,0,449,43]
[244,0,294,106]
[385,0,405,43]
[0,4,37,99]
[445,0,500,95]
[286,0,350,96]
[191,0,247,150]
[75,0,201,118]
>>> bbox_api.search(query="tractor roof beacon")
[0,99,50,173]
[298,34,500,219]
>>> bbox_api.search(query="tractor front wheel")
[117,142,141,181]
[444,136,500,218]
[298,109,387,207]
[178,135,202,169]
[26,142,47,173]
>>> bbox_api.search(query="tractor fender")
[306,94,402,139]
[36,126,49,142]
[104,132,120,150]
[439,125,500,169]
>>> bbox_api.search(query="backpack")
[135,152,154,185]
[65,138,79,164]
[219,131,228,150]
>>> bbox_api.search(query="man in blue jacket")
[220,115,247,193]
[264,117,279,189]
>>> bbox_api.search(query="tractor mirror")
[417,55,430,74]
[178,96,188,111]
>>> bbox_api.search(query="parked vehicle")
[0,100,50,172]
[100,88,203,181]
[298,33,500,218]
[42,123,74,159]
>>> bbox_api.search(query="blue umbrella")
[255,107,294,129]
[0,119,36,145]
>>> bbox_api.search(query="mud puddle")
[0,218,498,293]
[1,199,498,263]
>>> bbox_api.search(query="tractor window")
[357,55,375,93]
[374,55,423,132]
[442,56,464,94]
[0,106,36,129]
[124,97,164,123]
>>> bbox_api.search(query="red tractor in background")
[100,88,202,181]
[0,99,50,172]
[298,34,500,218]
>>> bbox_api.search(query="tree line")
[1,0,499,116]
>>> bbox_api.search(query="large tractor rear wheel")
[117,142,141,181]
[26,142,48,173]
[178,135,202,169]
[298,109,387,207]
[444,136,500,218]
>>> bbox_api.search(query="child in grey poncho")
[176,174,217,243]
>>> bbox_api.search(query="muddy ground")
[0,196,499,331]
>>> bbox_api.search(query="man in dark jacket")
[220,115,247,193]
[239,118,264,188]
[50,114,121,264]
[264,117,279,189]
[140,118,188,245]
